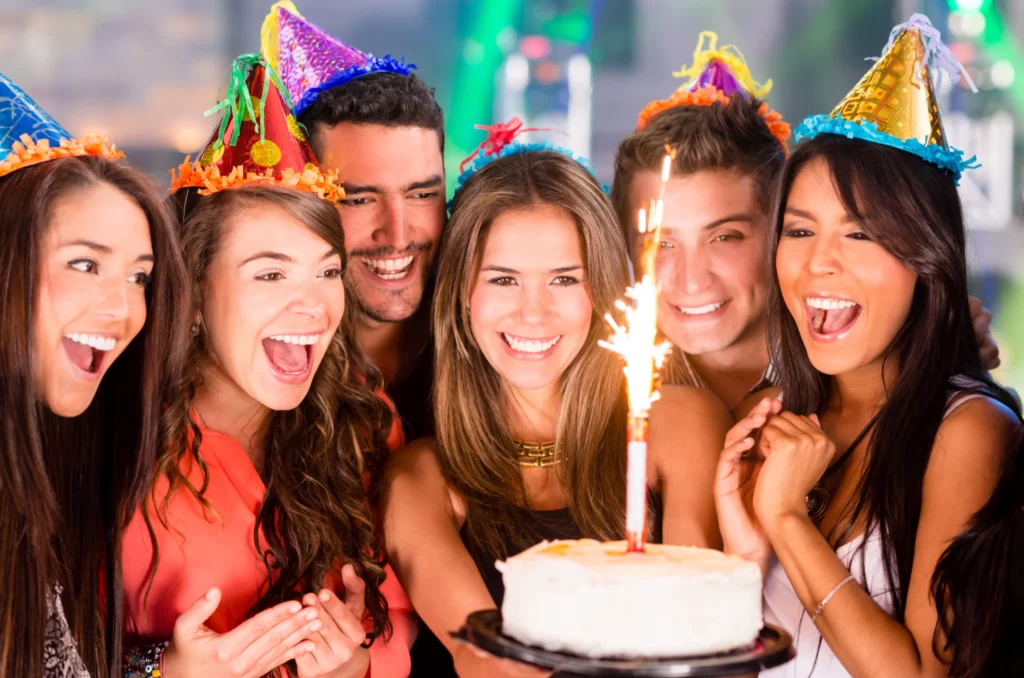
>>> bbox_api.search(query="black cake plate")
[452,610,794,677]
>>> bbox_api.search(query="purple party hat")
[260,0,413,115]
[672,31,772,100]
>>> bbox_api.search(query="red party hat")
[171,54,342,200]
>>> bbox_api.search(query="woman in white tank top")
[710,35,1023,675]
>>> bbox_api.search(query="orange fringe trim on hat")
[169,157,344,201]
[0,133,124,178]
[635,86,791,153]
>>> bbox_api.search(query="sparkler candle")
[600,152,674,552]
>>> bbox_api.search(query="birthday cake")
[496,539,763,658]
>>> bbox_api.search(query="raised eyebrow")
[703,214,754,230]
[239,251,295,267]
[784,207,816,221]
[340,183,383,195]
[321,248,341,261]
[404,175,444,192]
[62,239,113,254]
[135,254,155,264]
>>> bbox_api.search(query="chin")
[257,387,313,412]
[803,348,865,376]
[499,370,562,393]
[45,388,96,418]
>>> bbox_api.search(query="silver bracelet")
[811,574,856,621]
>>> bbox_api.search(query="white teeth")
[502,333,561,354]
[806,297,858,310]
[65,333,116,351]
[361,254,415,277]
[268,334,320,345]
[677,301,725,315]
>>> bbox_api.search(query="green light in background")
[948,0,990,11]
[445,0,524,195]
[976,4,1024,114]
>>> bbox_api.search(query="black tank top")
[409,492,664,676]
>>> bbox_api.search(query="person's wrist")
[760,504,813,540]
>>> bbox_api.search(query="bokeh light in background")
[2,0,1021,391]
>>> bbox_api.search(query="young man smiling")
[299,70,446,438]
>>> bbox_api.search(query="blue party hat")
[1,71,122,178]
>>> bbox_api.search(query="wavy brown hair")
[0,155,190,678]
[435,151,632,563]
[148,185,394,649]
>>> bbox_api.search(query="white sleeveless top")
[760,379,990,677]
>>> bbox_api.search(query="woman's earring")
[190,323,200,337]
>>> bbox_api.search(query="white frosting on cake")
[497,539,763,658]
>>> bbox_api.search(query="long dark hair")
[768,135,1021,670]
[0,155,191,678]
[435,151,632,564]
[931,425,1024,677]
[149,185,393,650]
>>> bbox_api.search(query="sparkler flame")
[598,276,672,416]
[599,150,675,416]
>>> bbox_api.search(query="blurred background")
[2,0,1022,390]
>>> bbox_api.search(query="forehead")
[786,157,849,221]
[481,205,583,268]
[315,122,443,187]
[628,169,762,230]
[48,182,150,243]
[220,205,332,255]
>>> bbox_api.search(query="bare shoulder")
[649,385,732,470]
[931,395,1020,475]
[734,386,782,420]
[652,384,732,423]
[386,436,443,478]
[383,436,466,524]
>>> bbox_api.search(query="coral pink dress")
[122,410,414,677]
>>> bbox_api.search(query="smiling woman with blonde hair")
[383,128,732,677]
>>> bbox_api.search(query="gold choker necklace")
[514,440,560,467]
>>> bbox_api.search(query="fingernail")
[320,590,330,602]
[206,588,218,600]
[305,609,318,620]
[289,603,302,614]
[309,620,323,632]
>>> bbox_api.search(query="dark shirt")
[409,493,663,676]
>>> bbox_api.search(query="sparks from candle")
[600,151,674,417]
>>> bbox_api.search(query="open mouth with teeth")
[675,300,728,317]
[63,333,116,375]
[804,297,862,340]
[262,333,320,381]
[361,254,415,281]
[500,332,562,357]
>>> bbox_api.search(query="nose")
[379,196,413,252]
[806,233,843,277]
[677,245,714,295]
[517,283,553,326]
[289,283,328,319]
[95,277,131,322]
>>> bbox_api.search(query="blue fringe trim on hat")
[293,55,415,115]
[448,141,600,211]
[794,114,979,185]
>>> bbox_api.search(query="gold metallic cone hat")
[794,14,979,183]
[831,26,946,148]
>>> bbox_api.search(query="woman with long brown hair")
[0,73,190,677]
[382,130,732,676]
[119,56,414,678]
